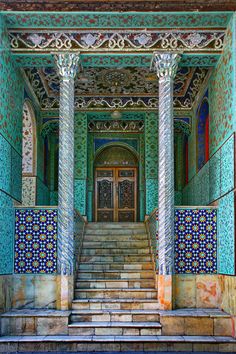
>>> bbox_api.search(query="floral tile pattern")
[14,209,57,274]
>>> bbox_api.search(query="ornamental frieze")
[9,30,225,53]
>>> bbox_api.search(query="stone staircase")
[69,222,161,337]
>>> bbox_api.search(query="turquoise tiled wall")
[182,16,236,275]
[0,16,24,274]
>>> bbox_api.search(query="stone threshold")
[0,308,231,317]
[0,335,235,342]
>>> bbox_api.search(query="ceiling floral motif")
[9,30,225,53]
[24,66,210,110]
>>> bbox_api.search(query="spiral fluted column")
[152,52,181,309]
[55,52,80,310]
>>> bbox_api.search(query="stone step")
[77,270,154,280]
[75,279,155,289]
[86,222,145,230]
[82,240,149,248]
[85,229,146,236]
[2,335,236,352]
[81,248,150,256]
[75,288,157,299]
[78,262,153,271]
[68,321,162,336]
[72,299,160,310]
[80,255,152,263]
[70,310,160,323]
[84,234,148,241]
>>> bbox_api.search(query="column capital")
[54,52,80,79]
[152,52,181,80]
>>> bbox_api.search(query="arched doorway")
[94,144,139,222]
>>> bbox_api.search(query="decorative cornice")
[9,30,225,53]
[3,12,232,29]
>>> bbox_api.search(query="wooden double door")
[95,167,137,222]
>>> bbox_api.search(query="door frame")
[94,166,138,222]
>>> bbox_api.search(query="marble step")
[82,240,149,248]
[80,255,152,263]
[86,222,145,230]
[75,288,157,299]
[2,335,236,352]
[77,270,154,280]
[78,262,153,271]
[75,279,155,289]
[81,248,150,256]
[85,229,146,236]
[68,321,162,336]
[70,310,160,323]
[84,235,148,242]
[72,299,159,310]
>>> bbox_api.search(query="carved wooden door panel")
[95,168,137,222]
[115,168,137,222]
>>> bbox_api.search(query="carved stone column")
[55,52,80,310]
[152,52,181,309]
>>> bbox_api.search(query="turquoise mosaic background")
[0,16,24,274]
[145,112,158,214]
[209,16,236,156]
[74,113,87,215]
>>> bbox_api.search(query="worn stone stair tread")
[68,321,162,328]
[76,278,154,282]
[72,299,159,303]
[77,269,153,273]
[71,309,160,314]
[1,335,235,343]
[79,261,153,265]
[75,288,156,291]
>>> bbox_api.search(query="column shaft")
[158,74,175,275]
[55,53,79,310]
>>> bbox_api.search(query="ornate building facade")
[0,2,236,351]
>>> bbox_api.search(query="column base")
[158,274,173,310]
[56,275,74,310]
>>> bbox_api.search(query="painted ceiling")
[24,66,210,110]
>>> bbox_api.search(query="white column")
[55,52,80,309]
[152,52,180,309]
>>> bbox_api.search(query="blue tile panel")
[0,191,14,274]
[14,208,57,274]
[156,208,217,274]
[217,191,235,275]
[174,209,217,274]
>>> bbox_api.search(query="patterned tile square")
[74,179,87,215]
[0,134,11,194]
[220,134,234,196]
[217,191,235,275]
[11,148,22,202]
[209,148,221,202]
[14,209,57,274]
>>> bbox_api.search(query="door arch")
[94,144,139,222]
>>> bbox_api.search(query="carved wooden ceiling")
[23,66,211,110]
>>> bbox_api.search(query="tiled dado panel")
[0,134,22,202]
[182,134,235,206]
[14,209,57,274]
[156,208,217,274]
[0,191,14,275]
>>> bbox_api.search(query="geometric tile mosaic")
[155,208,217,274]
[174,208,217,274]
[14,208,57,274]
